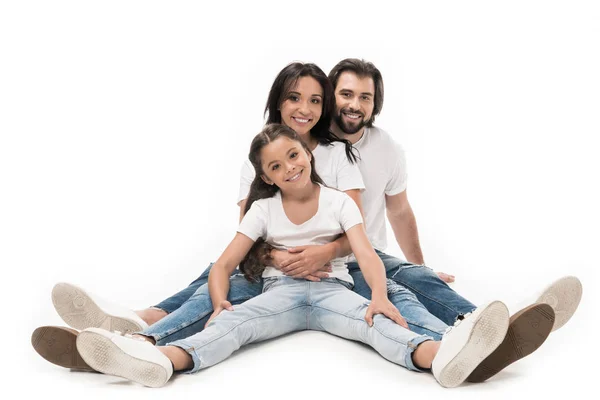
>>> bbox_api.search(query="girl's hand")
[205,300,234,327]
[365,297,408,329]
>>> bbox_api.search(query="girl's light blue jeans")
[167,277,433,374]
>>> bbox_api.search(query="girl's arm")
[345,223,408,328]
[208,233,255,311]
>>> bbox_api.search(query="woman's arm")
[238,199,248,223]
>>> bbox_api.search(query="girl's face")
[260,136,312,189]
[279,76,323,137]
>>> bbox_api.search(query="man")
[32,59,581,384]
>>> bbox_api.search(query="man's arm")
[385,190,425,265]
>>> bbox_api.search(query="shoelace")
[443,311,473,335]
[112,330,148,342]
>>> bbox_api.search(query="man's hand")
[271,246,333,281]
[365,297,408,328]
[205,300,234,327]
[436,271,455,283]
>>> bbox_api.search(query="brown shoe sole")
[466,303,555,383]
[31,326,95,372]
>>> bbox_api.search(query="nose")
[298,99,310,115]
[348,96,360,111]
[285,160,296,173]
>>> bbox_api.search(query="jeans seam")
[311,304,411,346]
[191,304,308,351]
[151,296,255,342]
[405,320,445,338]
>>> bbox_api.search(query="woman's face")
[279,76,323,137]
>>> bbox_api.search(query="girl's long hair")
[264,62,358,164]
[239,124,325,281]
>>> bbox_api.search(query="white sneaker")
[536,276,582,331]
[52,283,149,332]
[432,301,510,388]
[76,327,173,388]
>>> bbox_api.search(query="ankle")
[412,340,440,369]
[136,308,168,325]
[132,334,156,345]
[159,346,193,371]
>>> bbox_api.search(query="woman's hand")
[365,296,408,328]
[271,247,333,282]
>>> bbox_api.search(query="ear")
[261,175,274,185]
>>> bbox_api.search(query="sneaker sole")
[52,283,143,333]
[466,303,555,383]
[536,276,582,331]
[436,301,510,388]
[76,330,169,388]
[31,326,95,372]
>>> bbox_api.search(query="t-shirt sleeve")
[339,193,364,232]
[237,200,267,241]
[385,142,408,196]
[237,159,256,204]
[335,146,365,192]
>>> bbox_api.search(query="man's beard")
[334,109,371,135]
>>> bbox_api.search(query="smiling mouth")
[286,170,303,182]
[292,117,311,124]
[343,112,362,120]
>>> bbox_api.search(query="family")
[32,58,583,388]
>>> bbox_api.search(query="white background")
[1,1,599,398]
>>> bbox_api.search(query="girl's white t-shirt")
[237,141,364,204]
[237,185,364,284]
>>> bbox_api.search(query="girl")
[75,124,512,389]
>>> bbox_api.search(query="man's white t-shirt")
[237,141,364,204]
[237,185,363,284]
[353,126,408,252]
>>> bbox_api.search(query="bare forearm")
[388,210,424,265]
[357,252,388,298]
[328,234,351,259]
[208,266,231,309]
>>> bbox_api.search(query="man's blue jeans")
[354,250,477,326]
[168,277,433,373]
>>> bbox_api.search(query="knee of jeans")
[390,263,432,280]
[189,287,210,301]
[386,279,416,297]
[386,279,413,295]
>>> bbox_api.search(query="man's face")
[333,71,375,135]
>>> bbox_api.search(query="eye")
[272,164,280,171]
[361,96,371,101]
[290,152,298,159]
[288,95,300,102]
[311,98,321,104]
[342,93,351,98]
